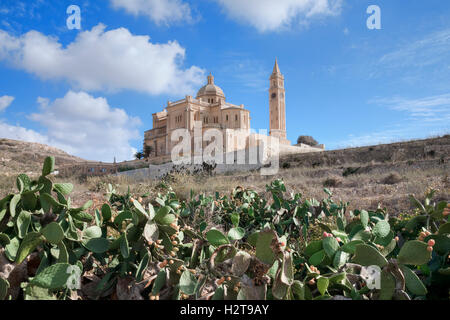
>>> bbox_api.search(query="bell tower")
[269,59,289,144]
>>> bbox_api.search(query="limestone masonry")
[58,60,324,177]
[143,60,323,158]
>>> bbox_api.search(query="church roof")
[196,73,225,99]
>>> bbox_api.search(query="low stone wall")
[117,162,264,180]
[117,144,324,179]
[280,143,324,155]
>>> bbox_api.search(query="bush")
[343,167,361,177]
[382,172,403,185]
[323,176,343,187]
[281,162,291,169]
[297,135,318,146]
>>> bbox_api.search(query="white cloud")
[370,94,450,122]
[0,24,205,96]
[110,0,193,25]
[333,128,408,149]
[0,121,50,144]
[370,28,450,89]
[331,126,449,150]
[215,0,343,32]
[0,95,14,111]
[0,91,142,162]
[26,91,142,162]
[217,53,269,92]
[329,94,450,149]
[379,29,450,69]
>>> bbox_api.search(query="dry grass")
[323,176,344,188]
[1,161,448,216]
[1,135,448,216]
[159,163,449,215]
[381,172,403,185]
[0,175,16,197]
[0,138,84,177]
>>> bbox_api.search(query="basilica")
[144,60,318,158]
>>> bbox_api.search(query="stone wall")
[117,143,325,179]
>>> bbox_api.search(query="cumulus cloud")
[215,0,343,32]
[0,95,14,111]
[0,121,50,144]
[25,91,142,162]
[0,24,205,96]
[110,0,193,25]
[0,91,141,162]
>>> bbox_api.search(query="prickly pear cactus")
[0,158,446,300]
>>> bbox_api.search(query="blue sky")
[0,0,449,161]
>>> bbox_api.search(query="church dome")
[196,73,225,99]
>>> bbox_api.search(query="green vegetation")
[297,135,319,147]
[0,157,448,300]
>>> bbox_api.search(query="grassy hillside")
[1,136,448,214]
[0,138,85,176]
[78,136,449,216]
[0,139,86,196]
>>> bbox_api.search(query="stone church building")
[144,60,322,158]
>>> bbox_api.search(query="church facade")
[144,60,294,158]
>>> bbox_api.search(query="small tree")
[134,151,144,160]
[297,135,318,146]
[144,145,154,158]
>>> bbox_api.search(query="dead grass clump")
[382,172,403,185]
[323,176,343,188]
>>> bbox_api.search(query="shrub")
[382,172,402,185]
[323,176,343,188]
[282,162,291,169]
[297,135,318,146]
[343,167,361,177]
